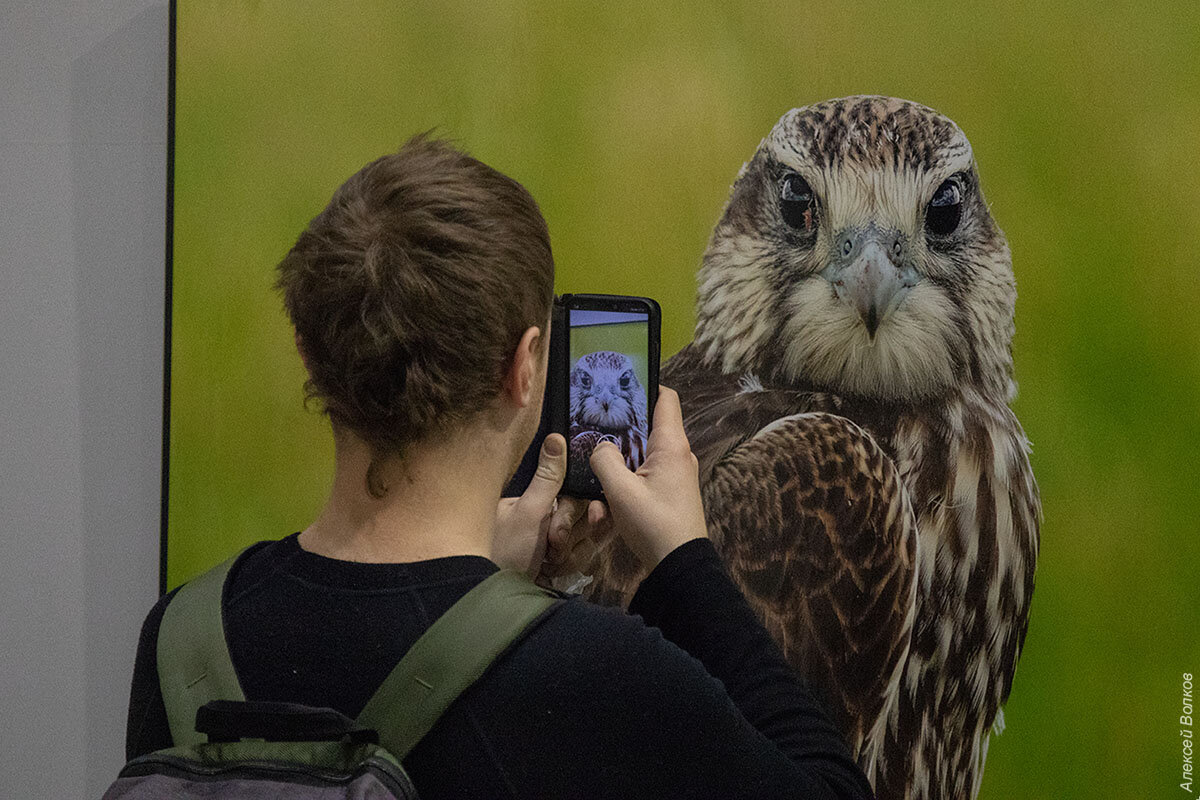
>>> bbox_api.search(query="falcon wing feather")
[702,409,916,780]
[669,346,918,776]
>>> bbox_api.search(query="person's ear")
[503,325,544,408]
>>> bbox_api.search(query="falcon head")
[569,351,648,433]
[695,96,1016,403]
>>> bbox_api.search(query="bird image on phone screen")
[567,350,648,479]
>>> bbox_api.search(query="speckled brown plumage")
[584,96,1040,800]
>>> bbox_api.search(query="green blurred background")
[168,1,1200,795]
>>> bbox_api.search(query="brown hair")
[276,134,554,493]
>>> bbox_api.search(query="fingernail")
[543,436,563,457]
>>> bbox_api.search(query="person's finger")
[583,506,614,552]
[543,520,609,578]
[547,496,588,559]
[646,386,691,455]
[520,434,567,517]
[552,497,588,537]
[589,440,638,497]
[569,500,611,549]
[587,500,608,529]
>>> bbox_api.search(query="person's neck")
[298,424,514,565]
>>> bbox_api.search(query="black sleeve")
[125,588,177,760]
[628,538,874,799]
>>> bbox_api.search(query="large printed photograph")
[167,2,1199,796]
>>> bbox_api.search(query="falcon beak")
[822,227,918,340]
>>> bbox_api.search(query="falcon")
[584,96,1040,800]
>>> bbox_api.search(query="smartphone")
[504,294,660,500]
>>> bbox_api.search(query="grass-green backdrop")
[169,2,1200,796]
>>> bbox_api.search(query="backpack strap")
[156,551,247,747]
[157,553,558,756]
[357,570,559,761]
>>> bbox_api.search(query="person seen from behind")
[125,134,875,800]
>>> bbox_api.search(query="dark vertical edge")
[646,295,661,429]
[159,0,177,596]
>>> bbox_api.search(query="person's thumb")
[521,433,566,514]
[589,440,638,500]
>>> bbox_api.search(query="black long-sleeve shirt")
[127,535,872,799]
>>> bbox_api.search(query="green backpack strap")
[157,551,247,747]
[157,556,557,757]
[357,570,559,761]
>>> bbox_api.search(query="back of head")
[277,135,554,486]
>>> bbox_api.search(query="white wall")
[0,1,167,795]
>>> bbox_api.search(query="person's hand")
[492,434,567,578]
[588,386,708,570]
[539,496,613,584]
[492,434,615,580]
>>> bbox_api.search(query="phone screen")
[566,307,652,495]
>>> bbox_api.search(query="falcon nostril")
[842,239,853,257]
[893,240,903,257]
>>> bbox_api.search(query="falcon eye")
[580,372,592,390]
[779,173,818,234]
[925,178,963,236]
[619,371,632,390]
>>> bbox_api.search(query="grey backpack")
[104,551,559,799]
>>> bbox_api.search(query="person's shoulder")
[509,594,713,689]
[140,537,288,636]
[538,594,652,645]
[467,592,754,791]
[225,535,298,590]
